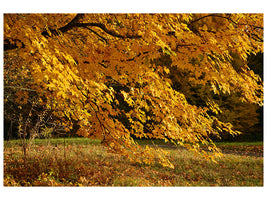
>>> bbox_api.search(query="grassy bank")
[4,138,263,186]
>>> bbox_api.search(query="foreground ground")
[4,138,263,186]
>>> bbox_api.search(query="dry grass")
[4,138,263,186]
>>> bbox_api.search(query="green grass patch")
[215,141,263,146]
[135,139,263,146]
[4,137,101,147]
[5,137,262,148]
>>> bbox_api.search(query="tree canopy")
[4,13,263,168]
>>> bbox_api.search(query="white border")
[1,0,266,13]
[1,1,266,200]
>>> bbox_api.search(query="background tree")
[4,13,263,168]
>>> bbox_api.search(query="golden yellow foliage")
[4,13,263,167]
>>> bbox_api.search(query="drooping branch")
[41,14,142,40]
[84,27,108,43]
[72,22,142,39]
[189,13,263,30]
[189,14,237,26]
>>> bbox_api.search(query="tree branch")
[188,14,238,30]
[82,26,108,44]
[41,14,142,40]
[189,14,263,30]
[189,14,216,25]
[59,14,85,32]
[72,22,142,39]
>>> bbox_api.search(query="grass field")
[3,137,263,186]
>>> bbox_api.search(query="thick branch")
[42,14,142,39]
[59,14,85,32]
[72,22,142,39]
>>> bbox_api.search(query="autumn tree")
[166,51,263,142]
[4,13,263,168]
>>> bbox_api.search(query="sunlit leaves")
[4,13,263,168]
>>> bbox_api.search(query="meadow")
[4,137,263,186]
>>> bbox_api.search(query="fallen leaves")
[4,139,263,186]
